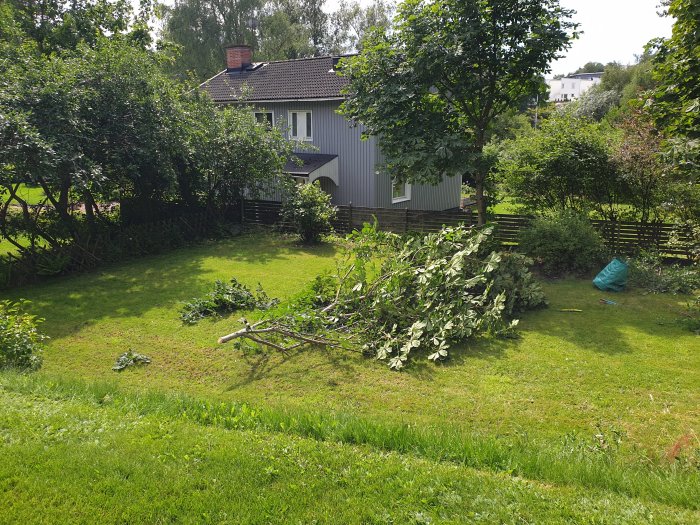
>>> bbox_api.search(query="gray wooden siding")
[250,100,460,210]
[374,146,462,210]
[252,101,377,207]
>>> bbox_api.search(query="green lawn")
[1,185,47,257]
[15,184,46,205]
[2,232,699,522]
[1,376,698,524]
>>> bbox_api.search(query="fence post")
[405,207,409,233]
[348,202,353,233]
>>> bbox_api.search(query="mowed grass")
[5,233,697,459]
[2,232,699,518]
[1,376,699,524]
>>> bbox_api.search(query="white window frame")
[391,179,411,203]
[254,110,274,127]
[288,110,313,141]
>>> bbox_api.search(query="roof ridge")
[259,53,356,65]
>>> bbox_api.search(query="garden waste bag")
[593,258,628,292]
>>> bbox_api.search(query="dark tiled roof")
[283,153,338,175]
[200,56,350,103]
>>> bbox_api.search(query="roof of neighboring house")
[283,153,338,175]
[200,56,352,103]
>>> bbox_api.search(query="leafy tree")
[161,0,332,80]
[612,110,667,223]
[6,0,141,53]
[599,62,635,95]
[161,0,264,80]
[0,34,292,255]
[649,0,700,224]
[619,52,657,107]
[203,105,295,210]
[256,7,314,60]
[571,61,605,75]
[327,0,394,53]
[499,114,625,220]
[572,87,621,121]
[339,0,577,224]
[650,0,700,142]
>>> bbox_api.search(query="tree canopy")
[160,0,395,81]
[649,0,700,221]
[339,0,577,224]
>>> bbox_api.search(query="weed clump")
[180,278,278,325]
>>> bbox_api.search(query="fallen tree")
[219,225,547,369]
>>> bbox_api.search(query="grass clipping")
[219,225,546,369]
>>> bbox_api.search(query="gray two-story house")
[200,45,461,210]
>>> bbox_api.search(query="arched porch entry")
[283,153,339,201]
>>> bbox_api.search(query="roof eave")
[213,97,345,104]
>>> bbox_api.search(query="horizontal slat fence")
[243,200,691,257]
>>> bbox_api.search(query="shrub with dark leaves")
[518,210,607,276]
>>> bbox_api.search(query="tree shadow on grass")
[5,234,338,341]
[494,279,693,356]
[225,345,362,391]
[217,232,339,265]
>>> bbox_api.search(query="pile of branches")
[219,225,546,369]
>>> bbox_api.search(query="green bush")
[629,252,700,295]
[281,180,337,244]
[518,211,608,276]
[0,300,46,370]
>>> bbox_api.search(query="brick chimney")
[225,44,252,71]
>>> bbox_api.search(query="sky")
[547,0,673,76]
[148,0,674,77]
[323,0,674,77]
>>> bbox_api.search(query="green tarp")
[593,258,629,292]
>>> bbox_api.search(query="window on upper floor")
[289,110,312,141]
[254,111,274,128]
[392,179,411,203]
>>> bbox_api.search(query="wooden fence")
[242,200,692,257]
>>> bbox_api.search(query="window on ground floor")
[392,179,411,203]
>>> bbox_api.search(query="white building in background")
[547,72,603,103]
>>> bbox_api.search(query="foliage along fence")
[242,200,692,257]
[0,210,240,289]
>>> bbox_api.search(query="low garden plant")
[180,278,278,324]
[629,251,700,295]
[0,300,46,371]
[112,350,152,372]
[518,210,608,276]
